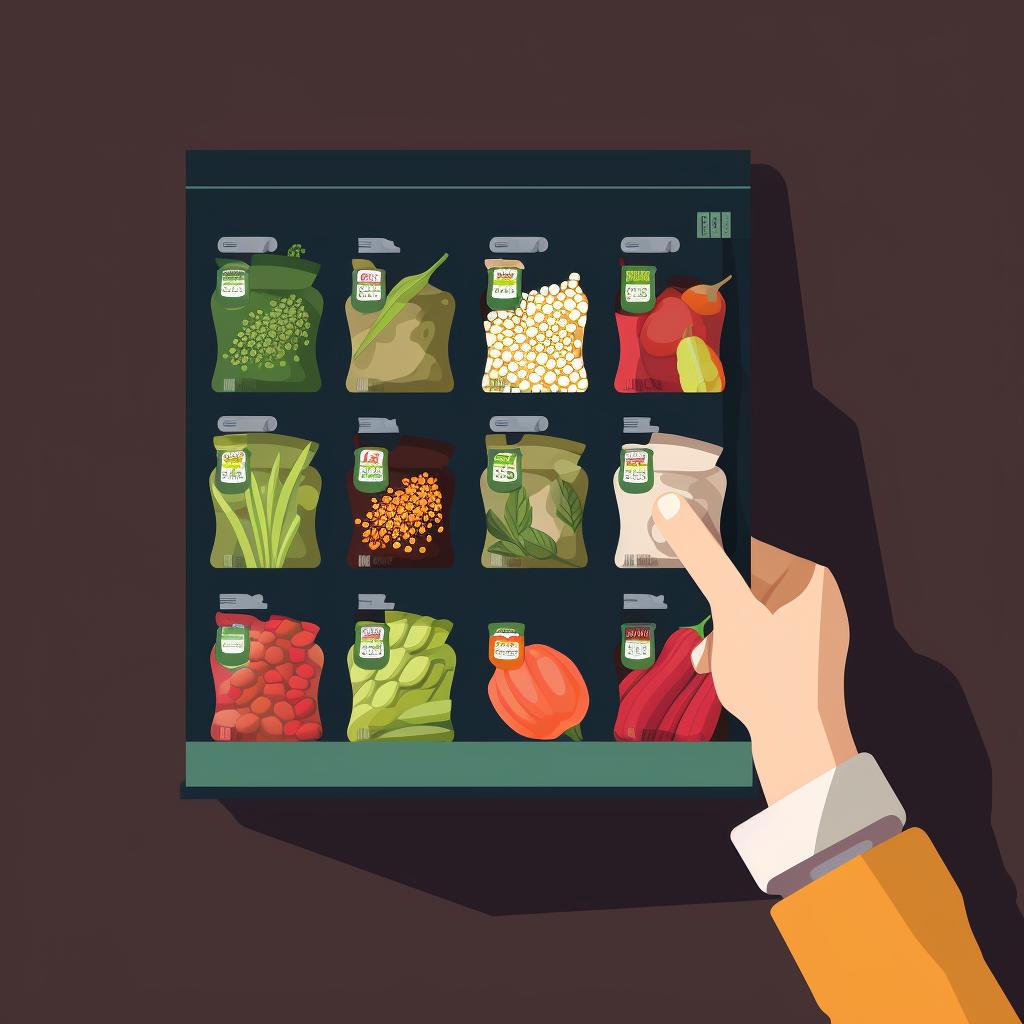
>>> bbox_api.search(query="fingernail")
[691,637,707,672]
[656,493,682,519]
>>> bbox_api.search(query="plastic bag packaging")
[211,242,322,393]
[209,417,321,569]
[345,248,455,393]
[210,594,324,741]
[347,418,454,568]
[613,430,726,569]
[481,425,588,568]
[614,611,723,743]
[481,238,588,394]
[346,594,455,741]
[614,244,730,393]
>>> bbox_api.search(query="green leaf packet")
[480,433,588,569]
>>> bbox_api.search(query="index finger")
[652,492,752,616]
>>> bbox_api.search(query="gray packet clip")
[623,594,668,610]
[358,593,396,610]
[358,417,399,434]
[489,416,549,433]
[217,416,278,434]
[489,236,549,254]
[358,238,401,254]
[219,593,269,610]
[218,237,278,254]
[623,417,659,434]
[621,236,680,253]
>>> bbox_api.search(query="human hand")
[652,493,858,803]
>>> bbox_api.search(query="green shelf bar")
[185,741,753,791]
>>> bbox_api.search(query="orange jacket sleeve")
[771,828,1019,1023]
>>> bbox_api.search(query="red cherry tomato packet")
[210,612,324,741]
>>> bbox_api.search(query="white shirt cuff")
[730,753,906,896]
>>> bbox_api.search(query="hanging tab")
[358,238,401,253]
[623,594,668,610]
[358,594,396,610]
[489,416,549,433]
[218,236,278,254]
[621,236,680,253]
[217,415,278,433]
[357,417,399,434]
[622,417,659,434]
[489,236,549,253]
[219,593,269,610]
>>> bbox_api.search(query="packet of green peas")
[211,240,323,393]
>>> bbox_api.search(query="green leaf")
[352,253,448,358]
[520,527,557,559]
[210,476,257,568]
[555,479,583,532]
[270,442,313,563]
[504,487,532,535]
[488,540,526,558]
[485,509,515,544]
[690,614,713,639]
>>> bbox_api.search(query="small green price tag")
[354,447,389,494]
[618,448,654,493]
[488,448,522,492]
[621,623,656,669]
[217,447,251,494]
[354,621,390,669]
[698,211,732,239]
[216,624,250,668]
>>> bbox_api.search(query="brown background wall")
[12,2,1022,1021]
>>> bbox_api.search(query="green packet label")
[354,620,390,669]
[621,265,656,314]
[488,621,525,665]
[487,266,522,310]
[621,623,656,669]
[488,447,522,491]
[218,263,248,301]
[352,267,386,313]
[215,624,250,668]
[354,446,389,493]
[618,447,654,493]
[217,447,250,493]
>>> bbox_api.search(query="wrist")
[752,715,858,804]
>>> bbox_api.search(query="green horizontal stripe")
[185,740,753,790]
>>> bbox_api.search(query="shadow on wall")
[224,165,1022,1008]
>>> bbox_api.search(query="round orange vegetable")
[488,644,589,740]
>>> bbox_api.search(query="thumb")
[652,492,752,617]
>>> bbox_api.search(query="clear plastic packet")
[209,416,321,569]
[210,594,324,741]
[346,594,456,741]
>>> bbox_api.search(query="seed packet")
[346,594,456,741]
[614,613,722,743]
[209,416,321,569]
[613,237,730,393]
[210,594,324,742]
[211,241,323,393]
[347,419,454,568]
[345,243,455,393]
[481,424,588,568]
[613,425,726,569]
[481,237,588,394]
